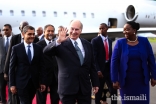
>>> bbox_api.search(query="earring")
[134,33,135,34]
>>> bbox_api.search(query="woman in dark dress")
[111,21,156,104]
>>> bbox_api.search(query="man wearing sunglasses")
[0,24,13,104]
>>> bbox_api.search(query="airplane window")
[21,10,25,16]
[83,13,86,18]
[32,11,36,16]
[0,10,2,16]
[73,12,76,18]
[148,15,150,18]
[64,12,67,16]
[54,11,57,17]
[91,13,94,18]
[10,10,14,16]
[42,11,46,17]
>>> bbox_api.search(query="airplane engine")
[124,4,156,27]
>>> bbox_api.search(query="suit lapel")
[63,38,79,60]
[97,36,106,56]
[108,38,112,57]
[18,34,22,43]
[21,43,30,64]
[81,39,88,64]
[42,40,47,47]
[2,37,5,53]
[31,44,37,63]
[0,38,5,54]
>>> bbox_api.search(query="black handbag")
[11,94,17,104]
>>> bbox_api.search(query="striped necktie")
[74,41,84,65]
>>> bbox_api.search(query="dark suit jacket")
[43,38,99,95]
[111,37,156,87]
[0,37,6,73]
[36,39,58,85]
[9,43,46,89]
[4,34,39,75]
[91,36,112,75]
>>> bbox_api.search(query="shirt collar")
[100,34,108,41]
[44,38,52,45]
[24,41,33,47]
[70,38,81,45]
[4,34,12,40]
[38,34,44,39]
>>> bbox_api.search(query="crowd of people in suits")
[0,19,156,104]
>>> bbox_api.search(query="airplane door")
[108,18,117,28]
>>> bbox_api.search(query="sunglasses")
[2,29,9,31]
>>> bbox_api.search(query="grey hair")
[70,20,83,30]
[22,25,35,34]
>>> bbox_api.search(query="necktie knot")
[74,41,78,46]
[74,41,79,51]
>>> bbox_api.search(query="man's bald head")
[68,19,83,40]
[70,20,83,30]
[36,27,43,36]
[37,27,43,31]
[19,21,29,32]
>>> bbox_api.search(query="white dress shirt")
[100,34,109,52]
[70,38,85,58]
[24,42,34,61]
[100,34,110,62]
[44,38,52,45]
[56,38,85,58]
[38,34,44,40]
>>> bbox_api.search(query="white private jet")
[0,0,156,40]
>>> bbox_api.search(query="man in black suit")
[4,21,39,104]
[91,23,117,104]
[36,24,59,104]
[0,24,13,104]
[43,20,99,104]
[4,21,39,81]
[9,25,46,104]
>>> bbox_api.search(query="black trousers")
[17,79,36,104]
[95,63,117,104]
[59,89,91,104]
[0,73,7,103]
[36,73,59,104]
